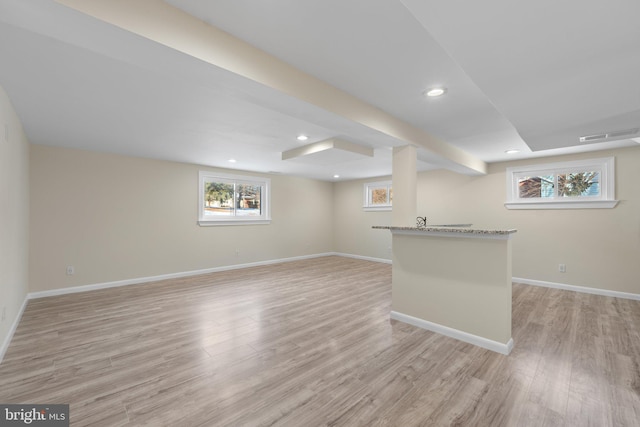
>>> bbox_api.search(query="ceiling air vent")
[579,128,639,143]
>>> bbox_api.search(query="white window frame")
[198,171,271,226]
[363,180,392,211]
[505,157,618,210]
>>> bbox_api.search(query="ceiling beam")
[56,0,486,175]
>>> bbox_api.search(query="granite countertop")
[372,225,517,236]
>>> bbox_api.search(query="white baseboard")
[28,252,336,300]
[513,277,640,301]
[332,258,639,301]
[390,310,513,355]
[0,295,29,365]
[13,255,636,363]
[332,252,392,264]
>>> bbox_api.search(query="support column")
[392,145,417,227]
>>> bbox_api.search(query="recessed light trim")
[504,149,520,154]
[297,134,309,141]
[228,159,237,163]
[333,174,340,179]
[425,87,447,97]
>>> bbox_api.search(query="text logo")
[1,405,69,426]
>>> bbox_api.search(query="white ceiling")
[0,0,638,181]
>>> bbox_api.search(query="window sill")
[363,206,392,212]
[504,200,619,210]
[198,219,271,226]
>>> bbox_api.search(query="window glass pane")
[204,181,234,216]
[518,175,554,198]
[558,171,600,197]
[505,158,614,209]
[371,189,383,204]
[370,187,388,205]
[363,181,392,209]
[236,184,262,216]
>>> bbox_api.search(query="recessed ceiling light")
[333,174,340,179]
[297,135,308,141]
[425,87,447,97]
[228,159,237,163]
[504,149,520,154]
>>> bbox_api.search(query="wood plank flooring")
[0,256,639,426]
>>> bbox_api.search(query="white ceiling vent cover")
[579,128,639,143]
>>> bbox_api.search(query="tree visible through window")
[199,172,270,225]
[506,157,617,209]
[518,172,600,199]
[364,180,392,211]
[371,188,388,205]
[558,172,599,197]
[204,182,234,215]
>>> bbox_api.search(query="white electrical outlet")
[559,264,566,273]
[235,249,240,256]
[66,266,75,275]
[1,306,6,322]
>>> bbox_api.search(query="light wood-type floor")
[1,256,639,426]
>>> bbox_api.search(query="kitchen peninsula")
[374,225,517,355]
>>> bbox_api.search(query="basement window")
[199,171,271,226]
[363,180,392,211]
[505,157,618,209]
